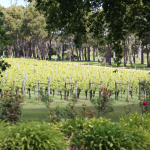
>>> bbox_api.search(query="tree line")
[0,0,150,67]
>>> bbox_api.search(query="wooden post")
[101,81,103,96]
[89,80,92,100]
[13,81,15,92]
[48,80,50,98]
[115,81,117,100]
[127,81,129,100]
[38,80,39,100]
[139,81,141,100]
[22,81,24,103]
[99,80,101,98]
[75,80,78,98]
[64,80,66,100]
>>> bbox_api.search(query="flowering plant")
[139,80,150,116]
[0,90,22,123]
[143,101,147,106]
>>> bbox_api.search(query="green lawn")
[50,56,150,71]
[6,86,142,123]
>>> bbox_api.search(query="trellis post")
[48,80,50,98]
[38,80,39,100]
[22,81,24,103]
[64,80,66,100]
[99,81,103,97]
[89,79,92,100]
[127,81,129,100]
[75,80,78,98]
[115,81,117,100]
[139,81,141,100]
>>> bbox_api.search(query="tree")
[26,0,150,65]
[0,9,14,54]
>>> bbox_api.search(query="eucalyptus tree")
[0,6,17,56]
[2,5,24,57]
[20,0,48,58]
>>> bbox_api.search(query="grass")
[3,86,141,123]
[0,57,147,123]
[47,59,150,71]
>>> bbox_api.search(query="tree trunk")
[33,44,36,59]
[105,44,111,65]
[0,46,3,56]
[76,48,79,61]
[113,51,115,63]
[126,49,129,64]
[93,47,95,61]
[133,46,135,64]
[97,47,100,62]
[124,43,126,66]
[48,38,52,60]
[28,41,32,58]
[68,39,72,61]
[57,47,60,61]
[14,43,17,57]
[82,47,84,61]
[147,47,150,67]
[141,45,144,64]
[72,44,74,61]
[138,40,142,58]
[79,47,81,61]
[16,35,19,58]
[62,42,65,60]
[84,47,87,61]
[7,45,12,57]
[88,46,90,61]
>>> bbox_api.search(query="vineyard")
[0,58,149,101]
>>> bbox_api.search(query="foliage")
[139,80,150,115]
[91,88,114,117]
[124,103,135,116]
[0,58,11,78]
[0,91,22,123]
[47,93,78,123]
[120,112,150,133]
[39,88,53,109]
[26,0,150,65]
[57,117,86,137]
[0,120,68,150]
[0,11,14,48]
[58,117,150,150]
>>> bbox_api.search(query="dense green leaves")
[59,117,150,150]
[26,0,150,65]
[0,120,68,150]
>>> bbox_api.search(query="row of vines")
[0,58,149,99]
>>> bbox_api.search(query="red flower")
[142,101,147,106]
[16,103,19,107]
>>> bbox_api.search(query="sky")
[0,0,29,8]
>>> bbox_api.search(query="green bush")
[0,120,68,150]
[57,117,85,136]
[120,111,150,132]
[59,117,150,150]
[0,91,22,123]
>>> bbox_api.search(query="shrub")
[120,111,150,132]
[59,117,150,150]
[0,91,22,123]
[0,120,68,150]
[91,89,114,117]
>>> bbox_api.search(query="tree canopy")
[26,0,150,65]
